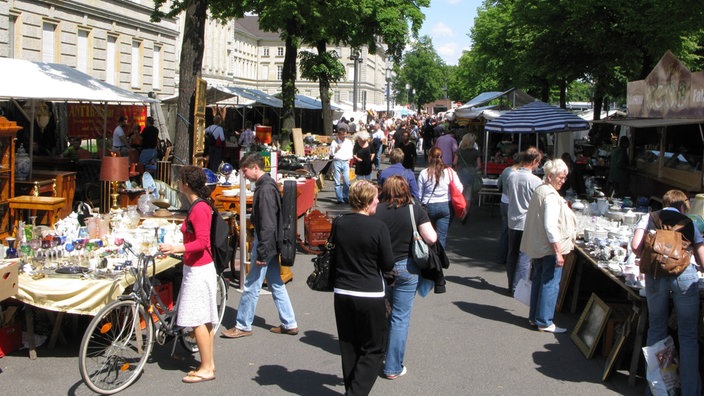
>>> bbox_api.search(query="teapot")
[596,198,609,216]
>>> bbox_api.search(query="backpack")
[187,199,233,274]
[639,211,692,278]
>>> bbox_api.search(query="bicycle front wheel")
[79,299,154,395]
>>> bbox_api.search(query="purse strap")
[409,203,420,238]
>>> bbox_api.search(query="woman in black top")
[374,176,437,379]
[352,131,374,180]
[333,180,394,395]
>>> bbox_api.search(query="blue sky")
[418,0,484,66]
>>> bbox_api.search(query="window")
[277,47,284,57]
[77,30,89,73]
[106,36,117,84]
[348,66,355,82]
[263,48,269,57]
[334,91,341,103]
[153,45,161,89]
[348,90,354,101]
[9,15,17,58]
[262,65,269,79]
[131,41,141,88]
[276,65,283,80]
[42,22,57,63]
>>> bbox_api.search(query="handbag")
[409,203,430,269]
[306,217,339,292]
[447,168,467,218]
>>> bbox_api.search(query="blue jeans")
[139,148,157,172]
[356,173,372,181]
[374,146,383,169]
[332,159,350,203]
[528,255,562,328]
[384,259,419,376]
[506,229,531,293]
[497,202,508,264]
[235,237,297,331]
[645,265,701,396]
[425,201,451,248]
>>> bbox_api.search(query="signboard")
[66,104,147,138]
[627,51,704,119]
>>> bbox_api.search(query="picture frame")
[602,310,635,382]
[570,293,612,359]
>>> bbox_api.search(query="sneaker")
[269,325,299,335]
[538,324,566,334]
[384,366,407,380]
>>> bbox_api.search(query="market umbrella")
[483,101,590,173]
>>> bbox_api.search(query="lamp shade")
[100,156,129,182]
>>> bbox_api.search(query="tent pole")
[29,100,36,181]
[483,129,488,175]
[102,102,108,157]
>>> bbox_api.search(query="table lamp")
[100,155,129,211]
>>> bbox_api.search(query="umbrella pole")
[483,129,488,175]
[29,100,36,181]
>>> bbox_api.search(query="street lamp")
[350,49,363,112]
[412,88,416,110]
[385,64,392,115]
[405,83,410,106]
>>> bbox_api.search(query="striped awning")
[484,101,590,134]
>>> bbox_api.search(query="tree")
[397,36,446,111]
[151,0,209,163]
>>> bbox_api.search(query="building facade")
[0,0,179,98]
[190,15,391,111]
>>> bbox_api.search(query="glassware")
[5,237,17,259]
[20,241,31,261]
[126,206,141,228]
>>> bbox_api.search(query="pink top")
[181,200,213,267]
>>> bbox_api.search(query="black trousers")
[334,293,388,396]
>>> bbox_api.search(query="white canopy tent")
[0,58,157,178]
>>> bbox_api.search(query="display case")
[0,117,20,239]
[632,124,703,192]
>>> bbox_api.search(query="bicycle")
[78,243,228,394]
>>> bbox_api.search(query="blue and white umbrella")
[482,101,590,174]
[484,100,590,134]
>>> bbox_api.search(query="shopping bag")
[513,278,532,306]
[643,335,680,395]
[447,169,466,218]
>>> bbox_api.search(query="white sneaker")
[384,366,407,380]
[538,324,566,334]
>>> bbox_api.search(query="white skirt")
[176,263,219,327]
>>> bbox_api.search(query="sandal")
[182,373,216,383]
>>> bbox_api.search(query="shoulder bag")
[409,203,430,269]
[447,168,467,218]
[307,216,339,292]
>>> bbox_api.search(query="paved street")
[1,160,646,395]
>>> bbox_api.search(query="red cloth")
[181,200,213,266]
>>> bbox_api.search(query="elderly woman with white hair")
[520,158,576,333]
[352,130,374,180]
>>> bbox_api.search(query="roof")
[596,117,704,128]
[0,58,156,103]
[236,16,281,41]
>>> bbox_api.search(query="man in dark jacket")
[222,152,299,338]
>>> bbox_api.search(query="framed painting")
[570,293,612,359]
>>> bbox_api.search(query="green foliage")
[462,0,704,108]
[299,51,345,83]
[396,36,446,108]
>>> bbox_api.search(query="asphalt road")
[1,158,646,395]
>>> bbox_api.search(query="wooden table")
[8,196,66,230]
[572,244,646,386]
[16,178,56,197]
[32,170,77,218]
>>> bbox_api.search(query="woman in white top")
[417,146,463,248]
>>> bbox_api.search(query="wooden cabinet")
[31,170,77,218]
[0,117,19,239]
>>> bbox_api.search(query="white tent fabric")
[454,88,535,119]
[0,58,156,103]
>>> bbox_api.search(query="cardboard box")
[0,260,19,302]
[0,321,22,357]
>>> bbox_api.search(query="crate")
[0,321,22,357]
[304,210,332,247]
[0,260,19,302]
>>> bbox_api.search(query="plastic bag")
[513,278,532,306]
[642,335,680,395]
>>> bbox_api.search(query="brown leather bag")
[639,211,692,277]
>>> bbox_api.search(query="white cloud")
[431,22,455,38]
